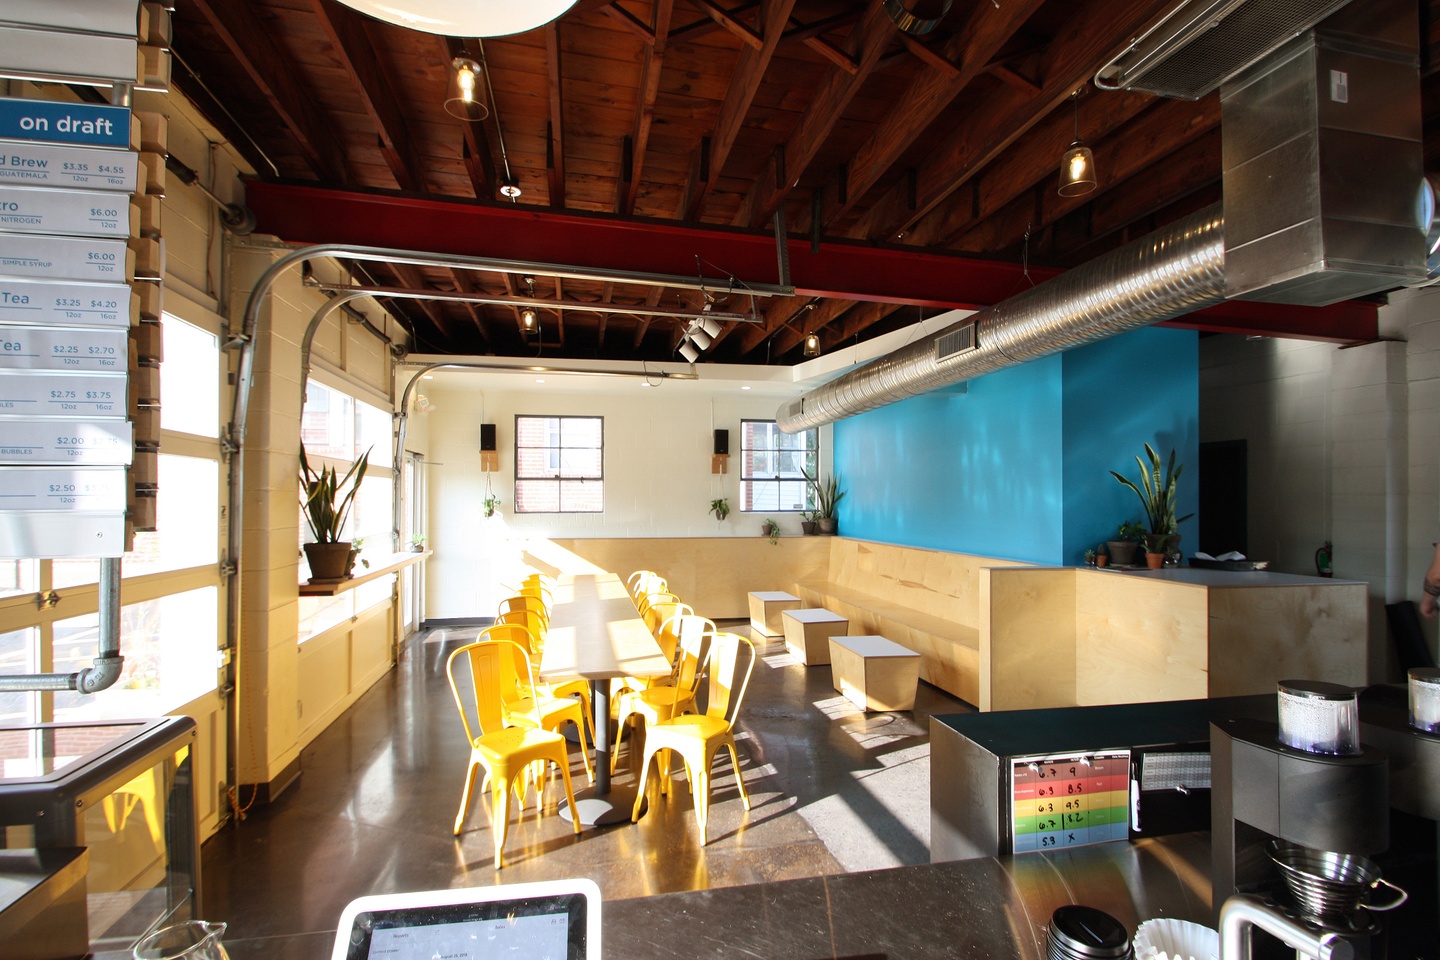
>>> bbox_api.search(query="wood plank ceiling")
[169,0,1440,363]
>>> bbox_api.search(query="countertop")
[1089,566,1363,587]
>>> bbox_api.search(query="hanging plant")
[709,498,731,521]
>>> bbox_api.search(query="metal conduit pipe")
[776,204,1227,432]
[0,557,124,694]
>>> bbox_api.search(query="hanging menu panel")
[0,140,139,192]
[0,98,131,148]
[0,185,137,238]
[0,234,130,281]
[0,326,127,371]
[0,417,132,465]
[0,279,131,327]
[0,371,127,417]
[0,465,128,510]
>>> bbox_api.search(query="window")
[514,416,604,513]
[740,420,817,512]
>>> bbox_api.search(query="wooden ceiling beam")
[846,0,1178,242]
[445,37,498,201]
[771,299,900,357]
[895,33,961,78]
[783,10,860,42]
[685,0,763,49]
[620,0,676,215]
[735,294,816,355]
[632,287,664,349]
[597,282,614,347]
[682,0,799,221]
[446,269,493,344]
[739,2,897,228]
[186,0,352,184]
[904,87,1177,249]
[604,2,656,40]
[810,0,1046,233]
[546,24,568,208]
[383,262,451,339]
[309,1,425,193]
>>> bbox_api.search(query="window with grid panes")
[740,420,817,512]
[514,416,604,513]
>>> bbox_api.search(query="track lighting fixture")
[679,339,700,363]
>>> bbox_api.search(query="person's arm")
[1423,542,1440,618]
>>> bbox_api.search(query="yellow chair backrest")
[672,620,714,697]
[643,599,691,637]
[699,632,755,728]
[478,623,546,710]
[660,613,714,676]
[629,571,667,600]
[498,594,549,625]
[496,608,548,645]
[636,590,679,616]
[446,639,523,743]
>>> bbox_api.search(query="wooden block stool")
[828,635,921,712]
[782,608,848,665]
[748,591,800,637]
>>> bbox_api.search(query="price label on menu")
[0,417,132,464]
[0,371,126,417]
[0,141,139,192]
[0,279,130,328]
[0,465,127,512]
[0,325,126,372]
[1011,751,1131,853]
[0,185,135,239]
[0,233,128,281]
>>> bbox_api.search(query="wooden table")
[540,573,671,825]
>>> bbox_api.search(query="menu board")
[0,325,126,371]
[0,279,132,327]
[0,234,129,281]
[0,185,135,238]
[0,141,139,192]
[1010,750,1131,852]
[0,371,126,417]
[0,417,132,465]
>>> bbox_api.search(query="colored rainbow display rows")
[1011,751,1131,852]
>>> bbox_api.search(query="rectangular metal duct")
[1221,0,1427,306]
[1095,0,1354,100]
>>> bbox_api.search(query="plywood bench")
[794,539,1028,706]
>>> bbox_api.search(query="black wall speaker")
[480,423,497,452]
[713,429,729,455]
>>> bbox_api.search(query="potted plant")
[1083,548,1096,567]
[812,473,845,535]
[709,497,731,521]
[483,494,502,519]
[1107,520,1146,567]
[410,533,426,553]
[1095,544,1109,567]
[299,446,369,582]
[799,509,819,536]
[762,518,781,545]
[1111,442,1193,568]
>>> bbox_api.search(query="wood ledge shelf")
[298,550,431,596]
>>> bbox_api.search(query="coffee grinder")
[1357,669,1440,956]
[1212,681,1391,958]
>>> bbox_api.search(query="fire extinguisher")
[1315,541,1333,578]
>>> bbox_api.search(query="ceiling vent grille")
[935,324,977,362]
[1095,0,1354,99]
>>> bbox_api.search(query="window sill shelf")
[298,550,430,597]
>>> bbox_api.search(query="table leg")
[558,679,643,826]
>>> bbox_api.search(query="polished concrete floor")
[200,621,973,957]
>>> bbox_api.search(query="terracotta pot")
[1095,555,1109,568]
[304,541,353,581]
[1145,551,1166,569]
[817,517,838,535]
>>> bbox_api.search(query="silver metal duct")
[777,204,1225,432]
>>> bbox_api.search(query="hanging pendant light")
[520,307,537,333]
[445,54,487,122]
[1058,90,1097,197]
[803,332,821,357]
[331,0,579,37]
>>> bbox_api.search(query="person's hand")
[1424,592,1439,619]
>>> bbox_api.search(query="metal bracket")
[219,560,237,577]
[36,590,60,610]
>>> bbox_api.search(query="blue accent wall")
[832,327,1198,565]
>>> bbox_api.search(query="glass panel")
[0,627,37,725]
[357,399,392,469]
[302,380,355,461]
[560,417,602,447]
[740,420,817,512]
[124,456,220,577]
[351,475,392,550]
[159,314,219,438]
[53,587,219,720]
[53,558,99,589]
[560,480,604,513]
[299,593,353,642]
[558,448,601,477]
[0,559,37,600]
[354,573,395,615]
[515,479,559,513]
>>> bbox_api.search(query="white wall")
[421,372,818,619]
[1200,285,1440,677]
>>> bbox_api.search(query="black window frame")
[513,414,605,514]
[739,419,817,513]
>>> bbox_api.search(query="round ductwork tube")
[883,0,952,36]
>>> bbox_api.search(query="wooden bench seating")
[793,539,1027,705]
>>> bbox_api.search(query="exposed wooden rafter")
[621,0,675,215]
[546,24,567,207]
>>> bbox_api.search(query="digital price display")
[1011,750,1131,853]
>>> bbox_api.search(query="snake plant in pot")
[1110,442,1192,567]
[300,445,370,581]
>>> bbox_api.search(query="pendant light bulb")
[1057,90,1097,197]
[803,332,821,357]
[521,307,537,332]
[445,55,488,121]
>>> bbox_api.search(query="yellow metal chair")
[612,615,713,773]
[494,613,596,748]
[641,599,691,638]
[632,631,755,843]
[627,570,666,600]
[445,638,581,868]
[635,590,679,619]
[497,594,550,629]
[480,624,595,784]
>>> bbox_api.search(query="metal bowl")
[1268,841,1407,920]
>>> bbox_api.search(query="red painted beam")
[244,180,1057,309]
[243,181,1380,343]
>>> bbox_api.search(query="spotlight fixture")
[500,175,522,199]
[803,332,821,357]
[1058,90,1097,197]
[688,323,713,350]
[698,317,722,340]
[679,338,700,363]
[330,0,579,38]
[445,54,488,122]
